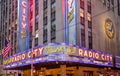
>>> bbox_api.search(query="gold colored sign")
[104,18,114,39]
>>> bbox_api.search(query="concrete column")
[60,65,66,76]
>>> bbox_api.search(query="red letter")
[22,1,27,8]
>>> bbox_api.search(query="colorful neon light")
[17,0,29,52]
[3,43,113,69]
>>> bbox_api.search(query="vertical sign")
[17,0,29,52]
[67,0,76,45]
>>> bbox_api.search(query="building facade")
[92,0,120,56]
[0,0,120,76]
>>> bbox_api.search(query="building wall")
[22,65,119,76]
[0,0,119,58]
[92,0,120,56]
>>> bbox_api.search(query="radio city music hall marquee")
[4,43,112,66]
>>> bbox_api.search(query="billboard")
[17,0,29,52]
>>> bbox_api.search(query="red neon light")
[21,1,27,29]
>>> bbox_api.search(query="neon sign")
[79,49,112,61]
[67,0,76,45]
[21,1,27,38]
[3,43,113,69]
[68,0,73,8]
[17,0,29,52]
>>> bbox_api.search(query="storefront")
[3,43,120,76]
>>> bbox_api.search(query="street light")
[30,34,38,76]
[31,35,35,76]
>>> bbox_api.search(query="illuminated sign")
[17,0,29,52]
[115,56,120,68]
[3,43,113,69]
[66,0,76,45]
[3,47,43,65]
[79,49,112,61]
[104,18,114,39]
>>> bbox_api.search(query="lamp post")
[21,31,35,76]
[30,35,36,76]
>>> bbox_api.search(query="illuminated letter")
[95,53,99,59]
[89,51,93,58]
[68,0,73,8]
[106,55,110,61]
[79,49,83,56]
[22,1,27,8]
[101,54,105,60]
[84,50,88,57]
[22,54,25,60]
[110,56,112,61]
[22,22,26,28]
[28,51,31,58]
[34,49,38,56]
[22,15,26,21]
[22,1,27,14]
[39,47,44,55]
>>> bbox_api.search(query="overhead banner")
[17,0,29,52]
[67,0,76,45]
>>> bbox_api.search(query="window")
[51,0,55,4]
[81,28,85,47]
[106,0,110,9]
[43,28,47,43]
[88,31,92,49]
[87,13,91,21]
[43,9,47,17]
[35,0,39,16]
[80,17,85,25]
[80,8,84,17]
[43,0,48,9]
[51,11,56,21]
[117,0,120,15]
[35,37,38,46]
[51,1,56,42]
[88,21,92,29]
[80,0,84,9]
[35,17,38,31]
[12,12,14,22]
[87,2,91,13]
[43,17,47,25]
[51,24,56,42]
[15,10,17,20]
[15,0,18,8]
[80,8,85,25]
